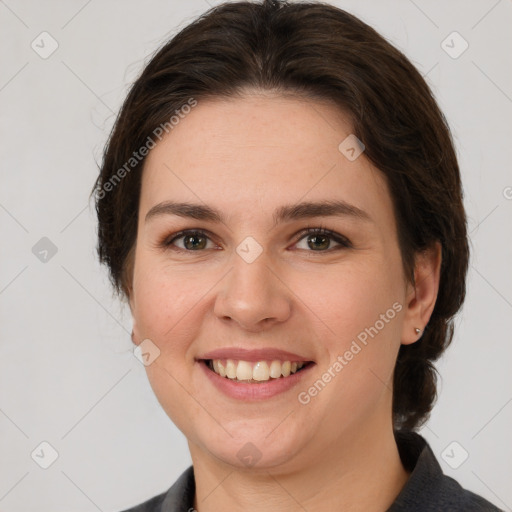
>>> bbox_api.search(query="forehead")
[140,93,392,228]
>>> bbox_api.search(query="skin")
[128,91,442,512]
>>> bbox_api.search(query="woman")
[92,0,502,510]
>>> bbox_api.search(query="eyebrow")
[145,199,372,226]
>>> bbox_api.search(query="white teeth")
[217,360,226,377]
[225,359,237,379]
[269,360,282,378]
[209,359,308,382]
[236,360,253,380]
[253,361,270,381]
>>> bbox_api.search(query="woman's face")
[129,93,416,471]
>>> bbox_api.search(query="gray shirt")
[121,431,502,511]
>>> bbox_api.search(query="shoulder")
[119,466,195,512]
[389,431,503,512]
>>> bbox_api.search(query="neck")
[189,413,409,512]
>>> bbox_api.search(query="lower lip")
[198,360,314,400]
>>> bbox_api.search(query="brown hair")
[91,0,469,431]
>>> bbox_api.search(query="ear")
[127,287,135,314]
[127,289,140,346]
[401,241,442,345]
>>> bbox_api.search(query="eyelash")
[160,226,352,254]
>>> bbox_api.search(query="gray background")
[0,0,511,510]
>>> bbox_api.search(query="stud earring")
[415,328,421,335]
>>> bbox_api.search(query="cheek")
[143,361,207,445]
[293,253,404,340]
[296,254,404,397]
[132,256,210,340]
[131,263,210,435]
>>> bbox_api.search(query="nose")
[213,251,292,332]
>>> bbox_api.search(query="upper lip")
[197,347,314,363]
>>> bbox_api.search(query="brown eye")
[305,233,330,251]
[164,230,215,251]
[294,228,351,252]
[182,233,208,250]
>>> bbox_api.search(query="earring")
[415,328,422,335]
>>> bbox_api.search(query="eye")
[162,229,218,251]
[160,227,352,253]
[293,227,352,253]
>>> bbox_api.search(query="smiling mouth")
[202,358,313,383]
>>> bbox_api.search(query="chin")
[193,421,308,471]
